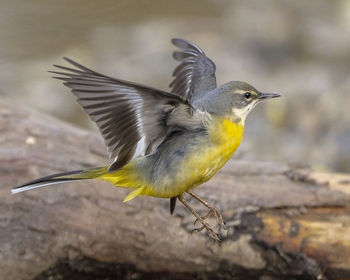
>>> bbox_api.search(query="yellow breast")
[175,118,244,192]
[201,118,244,179]
[209,118,245,147]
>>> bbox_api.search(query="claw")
[191,225,205,233]
[211,208,226,230]
[191,223,220,242]
[206,226,221,242]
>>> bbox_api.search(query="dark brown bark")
[1,99,350,280]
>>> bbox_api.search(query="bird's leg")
[187,191,226,229]
[177,194,220,242]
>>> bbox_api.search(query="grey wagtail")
[12,38,280,241]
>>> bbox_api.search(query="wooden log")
[1,98,350,280]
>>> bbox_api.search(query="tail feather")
[11,167,107,194]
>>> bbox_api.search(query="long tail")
[11,166,108,194]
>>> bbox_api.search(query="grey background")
[1,0,350,172]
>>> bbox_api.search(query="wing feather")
[50,58,184,172]
[170,38,217,103]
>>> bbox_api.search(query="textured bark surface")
[1,99,350,280]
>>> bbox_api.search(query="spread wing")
[169,38,217,103]
[50,57,185,172]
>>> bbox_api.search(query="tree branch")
[1,99,350,280]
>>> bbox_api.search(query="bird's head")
[193,81,280,125]
[222,81,280,124]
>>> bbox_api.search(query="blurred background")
[1,0,350,172]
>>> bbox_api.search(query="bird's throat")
[209,118,244,148]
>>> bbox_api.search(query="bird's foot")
[178,194,221,241]
[194,207,226,230]
[191,218,220,242]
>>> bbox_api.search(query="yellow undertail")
[94,164,150,202]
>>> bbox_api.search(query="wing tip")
[52,57,95,74]
[171,38,203,54]
[62,56,74,64]
[171,38,181,45]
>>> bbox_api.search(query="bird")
[12,38,280,241]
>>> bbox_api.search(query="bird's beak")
[258,93,281,100]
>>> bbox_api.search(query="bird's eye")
[244,92,251,99]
